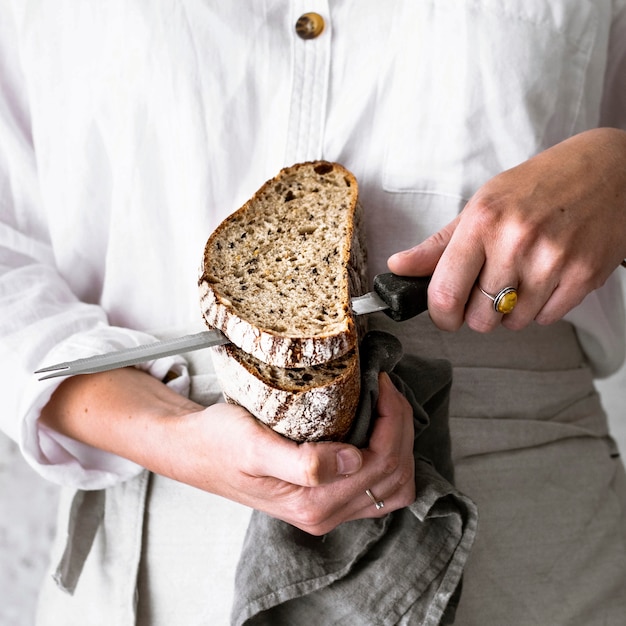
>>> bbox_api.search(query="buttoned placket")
[285,1,331,164]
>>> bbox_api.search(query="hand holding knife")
[35,273,430,380]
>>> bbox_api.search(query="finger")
[465,278,518,333]
[460,215,529,331]
[502,244,596,329]
[426,220,486,331]
[533,271,589,326]
[253,372,409,490]
[362,373,415,500]
[349,475,416,521]
[496,247,568,330]
[311,373,415,528]
[387,215,460,277]
[344,443,417,524]
[502,274,558,330]
[303,457,417,533]
[244,420,363,487]
[367,373,413,464]
[247,375,414,533]
[388,213,488,331]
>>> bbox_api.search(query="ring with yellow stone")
[479,285,518,314]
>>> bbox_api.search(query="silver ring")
[478,285,518,314]
[365,488,385,510]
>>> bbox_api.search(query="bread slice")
[198,161,367,441]
[210,345,360,442]
[198,161,367,369]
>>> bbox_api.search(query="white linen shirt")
[1,0,625,489]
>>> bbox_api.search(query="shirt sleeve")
[0,5,190,490]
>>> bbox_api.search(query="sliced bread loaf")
[211,344,360,442]
[198,161,367,369]
[198,161,367,441]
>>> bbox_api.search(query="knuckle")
[297,446,323,486]
[397,460,415,487]
[394,462,417,504]
[501,216,534,250]
[240,439,262,475]
[305,522,336,536]
[469,196,498,225]
[382,453,401,476]
[292,506,333,535]
[467,196,515,242]
[429,285,466,316]
[428,228,453,249]
[294,507,324,529]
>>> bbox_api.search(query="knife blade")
[35,273,430,380]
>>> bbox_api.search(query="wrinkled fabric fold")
[232,331,478,626]
[52,489,105,594]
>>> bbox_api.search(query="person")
[1,2,625,624]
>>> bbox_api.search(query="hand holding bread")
[174,372,414,535]
[39,160,417,532]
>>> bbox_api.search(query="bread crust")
[211,343,360,442]
[199,161,367,441]
[198,161,365,368]
[198,280,354,368]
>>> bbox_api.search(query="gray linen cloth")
[232,330,478,626]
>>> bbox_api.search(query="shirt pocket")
[382,0,599,199]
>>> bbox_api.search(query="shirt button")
[295,12,325,40]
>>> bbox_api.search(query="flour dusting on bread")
[198,161,367,441]
[199,161,367,369]
[211,344,360,442]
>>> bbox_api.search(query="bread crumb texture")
[200,161,366,440]
[199,161,367,368]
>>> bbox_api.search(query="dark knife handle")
[373,273,431,322]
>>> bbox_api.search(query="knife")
[35,273,430,380]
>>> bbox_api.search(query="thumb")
[387,215,460,276]
[248,425,363,486]
[285,441,363,486]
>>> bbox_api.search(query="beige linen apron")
[371,317,626,626]
[36,319,626,626]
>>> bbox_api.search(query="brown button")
[295,12,325,40]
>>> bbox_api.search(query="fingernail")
[336,448,362,475]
